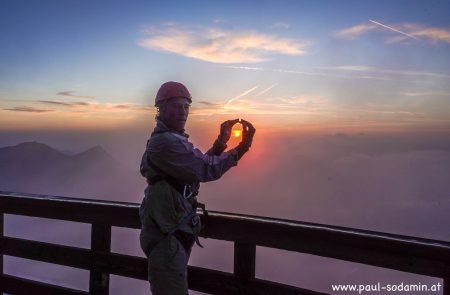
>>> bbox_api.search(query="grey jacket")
[139,119,239,255]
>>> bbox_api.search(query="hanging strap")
[145,207,203,257]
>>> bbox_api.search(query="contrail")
[369,19,419,40]
[255,84,277,97]
[225,85,259,106]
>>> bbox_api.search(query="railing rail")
[0,191,449,294]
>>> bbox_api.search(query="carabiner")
[183,184,194,199]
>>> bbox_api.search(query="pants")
[147,234,194,295]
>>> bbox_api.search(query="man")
[139,81,256,295]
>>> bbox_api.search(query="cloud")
[57,91,95,100]
[36,100,151,112]
[0,100,154,128]
[341,108,422,117]
[109,104,152,111]
[318,65,372,72]
[212,18,226,24]
[112,103,152,111]
[222,65,433,82]
[399,91,449,97]
[412,27,450,43]
[198,101,222,109]
[192,89,329,117]
[318,65,450,79]
[3,106,54,113]
[337,21,450,44]
[335,23,377,39]
[198,101,219,106]
[138,23,310,63]
[194,101,223,112]
[3,131,448,293]
[114,105,130,109]
[39,100,73,106]
[272,22,290,29]
[222,65,325,76]
[38,100,90,107]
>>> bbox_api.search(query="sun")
[233,130,241,137]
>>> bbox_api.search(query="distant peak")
[77,145,113,159]
[12,141,59,153]
[85,145,106,153]
[0,141,64,158]
[15,141,48,148]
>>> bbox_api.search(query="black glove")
[240,119,255,148]
[212,118,240,155]
[218,118,240,144]
[233,119,256,160]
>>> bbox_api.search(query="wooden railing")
[0,191,449,295]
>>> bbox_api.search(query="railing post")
[0,211,3,295]
[234,242,256,291]
[89,223,111,295]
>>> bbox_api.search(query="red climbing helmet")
[155,81,192,106]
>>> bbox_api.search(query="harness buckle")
[191,215,200,226]
[183,184,194,199]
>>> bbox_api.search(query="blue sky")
[1,0,450,131]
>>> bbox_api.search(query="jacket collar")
[153,118,189,138]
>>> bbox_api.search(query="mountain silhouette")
[0,141,144,202]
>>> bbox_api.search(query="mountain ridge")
[0,141,144,202]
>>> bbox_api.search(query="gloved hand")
[233,119,256,160]
[212,118,240,155]
[218,118,240,144]
[240,119,255,148]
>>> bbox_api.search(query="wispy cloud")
[411,27,450,43]
[2,99,152,117]
[110,104,152,111]
[3,106,54,113]
[56,91,95,100]
[192,86,329,117]
[35,100,152,112]
[39,100,90,106]
[222,65,325,76]
[337,21,450,44]
[198,101,222,108]
[343,108,421,117]
[212,18,226,24]
[222,64,450,84]
[318,65,450,79]
[318,65,372,72]
[138,23,310,63]
[335,23,377,39]
[399,91,449,97]
[272,22,290,29]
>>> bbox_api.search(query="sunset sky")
[1,0,450,133]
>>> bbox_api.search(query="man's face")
[160,97,190,131]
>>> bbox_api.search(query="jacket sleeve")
[206,137,227,156]
[148,133,238,183]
